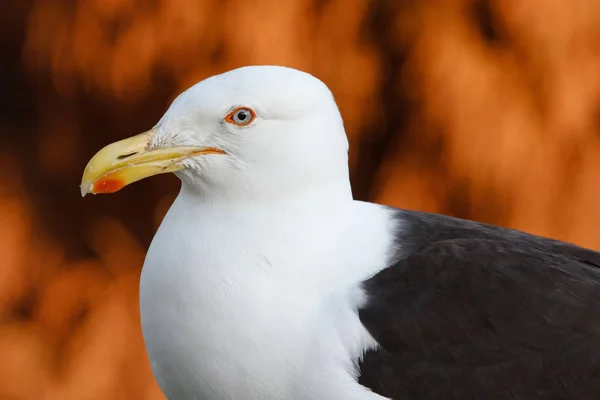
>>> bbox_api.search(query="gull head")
[80,66,350,201]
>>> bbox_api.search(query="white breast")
[139,190,394,400]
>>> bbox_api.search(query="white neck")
[139,181,392,400]
[177,173,354,216]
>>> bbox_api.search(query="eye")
[225,107,256,126]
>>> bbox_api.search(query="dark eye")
[225,107,256,126]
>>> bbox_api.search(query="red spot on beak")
[94,177,125,193]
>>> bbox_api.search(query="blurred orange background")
[2,0,600,398]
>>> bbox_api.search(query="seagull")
[81,65,600,400]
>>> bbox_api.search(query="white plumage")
[138,66,394,399]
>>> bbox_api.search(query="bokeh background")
[2,0,600,398]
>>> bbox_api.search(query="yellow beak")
[80,129,226,196]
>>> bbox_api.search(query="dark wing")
[357,209,600,400]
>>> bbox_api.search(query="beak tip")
[80,182,93,197]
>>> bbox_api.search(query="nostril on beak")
[117,152,138,160]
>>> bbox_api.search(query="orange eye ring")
[225,107,256,126]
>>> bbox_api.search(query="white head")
[80,66,352,204]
